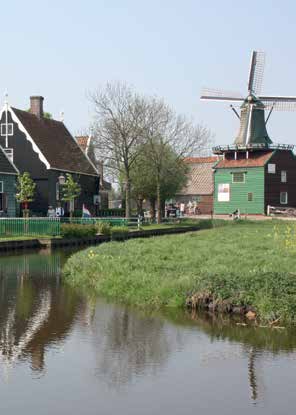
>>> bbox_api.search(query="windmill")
[201,51,296,148]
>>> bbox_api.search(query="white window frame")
[280,192,288,205]
[0,181,3,193]
[4,148,13,163]
[0,123,13,136]
[281,170,287,183]
[268,163,276,174]
[232,172,245,183]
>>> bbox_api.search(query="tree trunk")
[136,198,143,216]
[125,178,131,218]
[149,198,156,221]
[156,181,161,224]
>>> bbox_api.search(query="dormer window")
[0,123,13,136]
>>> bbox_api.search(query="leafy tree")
[131,143,188,219]
[142,98,211,223]
[16,172,36,217]
[61,174,81,218]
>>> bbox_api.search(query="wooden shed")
[175,156,218,214]
[213,148,296,215]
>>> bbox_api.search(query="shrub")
[110,226,129,240]
[96,221,111,236]
[61,224,97,238]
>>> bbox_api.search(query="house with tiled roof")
[0,145,19,216]
[213,149,296,215]
[76,135,112,209]
[175,156,218,214]
[0,96,99,215]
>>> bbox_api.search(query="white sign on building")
[218,183,230,202]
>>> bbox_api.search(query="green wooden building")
[213,149,296,215]
[201,50,296,216]
[0,145,19,217]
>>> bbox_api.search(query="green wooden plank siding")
[0,175,17,217]
[214,167,265,214]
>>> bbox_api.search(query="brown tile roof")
[12,109,98,176]
[184,156,219,164]
[76,136,89,152]
[178,158,217,196]
[215,151,273,168]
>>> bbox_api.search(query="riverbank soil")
[63,220,296,323]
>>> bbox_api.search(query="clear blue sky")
[3,0,296,147]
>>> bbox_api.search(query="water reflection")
[174,310,296,404]
[1,249,296,413]
[0,249,82,373]
[89,306,184,388]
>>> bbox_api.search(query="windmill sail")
[200,50,296,147]
[259,96,296,111]
[200,88,243,102]
[247,51,265,95]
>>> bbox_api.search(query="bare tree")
[143,98,212,223]
[89,82,147,218]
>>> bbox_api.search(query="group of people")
[165,200,200,218]
[47,206,65,218]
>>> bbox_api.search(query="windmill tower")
[201,51,296,215]
[201,51,296,150]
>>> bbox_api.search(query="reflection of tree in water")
[90,305,185,388]
[181,310,296,404]
[0,249,82,374]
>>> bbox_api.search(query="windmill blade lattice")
[259,96,296,111]
[247,51,265,95]
[201,87,244,102]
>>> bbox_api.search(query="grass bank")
[63,220,296,323]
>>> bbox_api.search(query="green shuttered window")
[232,172,245,183]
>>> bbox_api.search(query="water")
[0,248,296,414]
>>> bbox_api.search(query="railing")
[0,218,60,237]
[213,143,294,153]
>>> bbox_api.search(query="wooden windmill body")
[201,51,296,215]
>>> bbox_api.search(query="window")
[0,182,3,211]
[280,192,288,204]
[0,123,13,136]
[232,172,245,183]
[281,170,287,183]
[247,192,253,202]
[4,148,13,163]
[268,163,276,174]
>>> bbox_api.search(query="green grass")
[0,235,61,241]
[63,219,296,322]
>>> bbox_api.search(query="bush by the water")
[110,225,129,240]
[63,220,296,322]
[96,221,111,236]
[61,223,97,238]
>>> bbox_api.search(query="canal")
[0,248,296,414]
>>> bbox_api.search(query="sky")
[2,0,296,149]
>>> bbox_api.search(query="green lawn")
[63,220,296,322]
[0,235,60,241]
